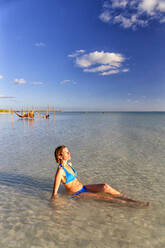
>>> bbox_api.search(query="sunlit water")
[0,112,165,248]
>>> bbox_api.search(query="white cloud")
[60,79,77,85]
[139,0,157,14]
[84,64,113,72]
[31,81,43,85]
[111,0,128,8]
[122,68,129,72]
[14,78,26,84]
[35,42,46,47]
[158,1,165,11]
[114,15,133,28]
[101,69,120,75]
[68,50,85,58]
[99,11,111,23]
[0,75,3,79]
[69,50,127,76]
[100,0,165,29]
[76,51,124,67]
[0,95,15,99]
[13,79,44,85]
[114,14,147,28]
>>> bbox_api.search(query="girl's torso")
[59,162,83,194]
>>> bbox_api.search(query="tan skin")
[51,147,150,206]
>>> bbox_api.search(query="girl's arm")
[51,167,63,200]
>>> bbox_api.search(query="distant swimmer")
[45,113,50,119]
[39,112,50,119]
[51,146,150,207]
[15,111,34,119]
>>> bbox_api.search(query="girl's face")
[60,147,71,162]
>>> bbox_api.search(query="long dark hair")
[54,145,66,163]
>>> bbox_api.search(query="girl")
[51,146,149,206]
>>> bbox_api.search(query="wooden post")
[28,106,30,118]
[10,106,14,127]
[32,105,35,119]
[37,105,39,117]
[10,107,13,115]
[53,106,55,120]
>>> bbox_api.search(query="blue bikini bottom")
[72,186,87,196]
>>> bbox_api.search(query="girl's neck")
[60,160,68,166]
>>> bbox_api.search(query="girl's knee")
[103,183,109,191]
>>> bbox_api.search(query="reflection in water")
[12,113,55,129]
[10,113,15,128]
[11,114,35,128]
[22,118,35,128]
[11,115,55,131]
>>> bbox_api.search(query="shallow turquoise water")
[0,112,165,248]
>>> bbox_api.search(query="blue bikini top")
[59,162,77,184]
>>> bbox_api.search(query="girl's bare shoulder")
[57,165,64,175]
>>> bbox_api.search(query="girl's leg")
[84,184,121,196]
[84,184,149,204]
[73,191,149,206]
[74,191,127,204]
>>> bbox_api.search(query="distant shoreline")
[0,109,64,113]
[62,111,165,113]
[1,109,165,113]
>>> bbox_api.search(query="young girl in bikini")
[51,146,149,206]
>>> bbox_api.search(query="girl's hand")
[50,194,59,201]
[50,195,56,201]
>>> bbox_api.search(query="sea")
[0,112,165,248]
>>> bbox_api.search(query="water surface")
[0,112,165,248]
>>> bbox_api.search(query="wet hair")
[54,145,66,163]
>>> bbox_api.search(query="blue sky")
[0,0,165,111]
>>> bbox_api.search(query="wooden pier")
[0,108,63,113]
